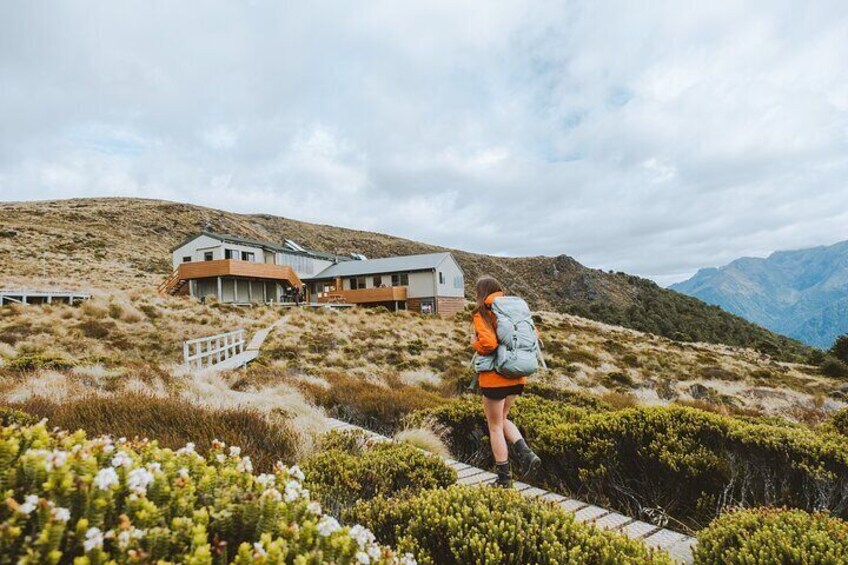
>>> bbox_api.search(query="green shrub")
[821,356,848,378]
[0,406,39,427]
[522,382,612,410]
[9,393,297,472]
[831,407,848,436]
[407,395,586,467]
[694,507,848,564]
[6,353,75,372]
[0,422,412,564]
[349,486,673,565]
[534,406,848,529]
[830,335,848,364]
[301,430,455,515]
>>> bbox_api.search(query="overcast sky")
[2,1,847,285]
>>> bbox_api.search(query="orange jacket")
[472,291,528,388]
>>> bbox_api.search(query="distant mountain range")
[671,240,848,348]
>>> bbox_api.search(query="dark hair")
[473,276,503,330]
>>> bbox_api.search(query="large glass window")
[225,249,234,259]
[204,251,213,261]
[391,273,409,286]
[241,251,255,262]
[350,276,367,290]
[373,275,383,287]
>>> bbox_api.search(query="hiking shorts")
[480,384,525,400]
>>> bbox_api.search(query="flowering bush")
[0,422,414,564]
[694,507,848,564]
[302,431,456,515]
[349,485,674,565]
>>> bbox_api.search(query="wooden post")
[233,279,238,303]
[248,280,253,303]
[263,281,267,303]
[217,277,223,301]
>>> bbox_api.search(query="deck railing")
[183,329,246,370]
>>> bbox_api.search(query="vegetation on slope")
[0,197,813,357]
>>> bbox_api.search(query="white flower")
[146,462,161,473]
[94,467,119,490]
[52,506,71,523]
[289,465,305,481]
[316,515,341,537]
[238,456,253,473]
[18,494,39,515]
[215,453,226,464]
[349,524,375,548]
[355,551,371,564]
[256,473,276,488]
[127,468,155,495]
[284,479,305,502]
[178,467,190,479]
[253,542,267,557]
[262,488,282,501]
[116,527,145,549]
[307,501,322,515]
[177,442,196,455]
[229,446,241,457]
[367,544,382,559]
[111,451,133,468]
[399,553,417,565]
[118,437,127,443]
[46,449,69,470]
[83,527,104,552]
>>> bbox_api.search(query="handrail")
[158,269,181,295]
[183,328,246,370]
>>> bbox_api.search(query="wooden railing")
[158,269,182,295]
[316,286,408,304]
[183,329,246,370]
[177,260,302,286]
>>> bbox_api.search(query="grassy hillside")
[0,197,811,358]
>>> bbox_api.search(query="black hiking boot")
[510,439,541,481]
[494,461,513,488]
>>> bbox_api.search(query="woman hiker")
[471,276,542,488]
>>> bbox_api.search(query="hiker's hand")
[470,332,477,345]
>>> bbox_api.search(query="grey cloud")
[2,1,847,284]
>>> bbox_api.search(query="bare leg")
[502,394,523,444]
[482,396,508,462]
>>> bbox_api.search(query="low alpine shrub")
[535,405,848,529]
[694,507,848,564]
[348,485,674,564]
[0,406,39,427]
[831,407,848,436]
[301,430,456,515]
[406,395,586,467]
[0,422,414,564]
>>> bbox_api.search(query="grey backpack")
[474,296,544,378]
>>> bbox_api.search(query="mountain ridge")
[671,239,848,348]
[0,197,810,359]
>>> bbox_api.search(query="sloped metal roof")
[312,252,454,279]
[171,231,344,261]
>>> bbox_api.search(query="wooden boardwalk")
[325,417,696,564]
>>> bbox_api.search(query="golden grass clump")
[6,392,298,472]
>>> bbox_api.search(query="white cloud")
[1,1,847,284]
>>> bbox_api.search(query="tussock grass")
[394,426,451,457]
[6,393,297,472]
